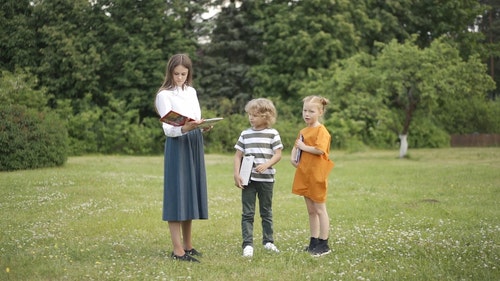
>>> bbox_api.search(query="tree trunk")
[398,87,416,159]
[399,134,408,158]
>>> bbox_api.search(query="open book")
[160,110,193,126]
[160,110,223,127]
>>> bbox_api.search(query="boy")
[233,98,283,257]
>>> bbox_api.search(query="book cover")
[239,155,255,186]
[159,110,193,126]
[295,134,303,163]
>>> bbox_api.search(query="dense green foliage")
[0,70,68,171]
[0,105,67,171]
[297,37,497,149]
[1,0,500,160]
[65,94,162,155]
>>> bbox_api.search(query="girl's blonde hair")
[303,95,330,114]
[244,98,277,127]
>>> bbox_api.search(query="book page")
[198,117,223,129]
[203,117,223,124]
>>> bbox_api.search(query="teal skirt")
[162,129,208,221]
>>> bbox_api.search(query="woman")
[155,54,209,262]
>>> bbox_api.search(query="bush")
[202,113,248,153]
[406,118,450,148]
[0,105,68,171]
[201,106,303,154]
[67,93,164,155]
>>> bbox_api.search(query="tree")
[197,0,265,114]
[249,0,362,100]
[297,37,495,154]
[29,0,104,106]
[477,0,500,99]
[0,0,37,71]
[0,69,48,110]
[374,37,495,157]
[307,53,390,150]
[2,0,498,155]
[242,0,487,102]
[94,0,205,119]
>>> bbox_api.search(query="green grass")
[1,148,499,281]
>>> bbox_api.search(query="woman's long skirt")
[162,129,208,221]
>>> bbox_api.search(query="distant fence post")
[450,134,500,147]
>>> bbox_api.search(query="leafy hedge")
[0,105,67,171]
[66,94,164,155]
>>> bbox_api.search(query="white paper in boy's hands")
[239,155,255,186]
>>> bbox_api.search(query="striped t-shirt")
[234,128,283,183]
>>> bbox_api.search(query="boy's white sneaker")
[243,245,254,257]
[264,242,280,253]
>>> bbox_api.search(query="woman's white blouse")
[155,86,201,137]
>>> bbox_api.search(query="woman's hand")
[181,120,203,133]
[201,125,214,132]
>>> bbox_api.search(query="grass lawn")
[1,148,499,280]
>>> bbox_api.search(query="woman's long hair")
[158,54,193,92]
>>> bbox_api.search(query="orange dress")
[292,125,334,203]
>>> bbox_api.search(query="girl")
[291,95,334,257]
[155,54,210,262]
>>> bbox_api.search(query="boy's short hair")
[244,98,277,127]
